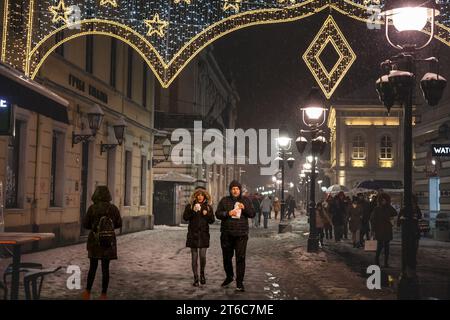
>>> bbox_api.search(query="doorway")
[153,181,176,226]
[429,176,440,226]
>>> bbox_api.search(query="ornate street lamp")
[72,103,104,147]
[153,138,172,166]
[377,0,447,299]
[100,117,127,155]
[296,87,328,253]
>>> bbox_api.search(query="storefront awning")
[153,171,196,184]
[0,63,69,124]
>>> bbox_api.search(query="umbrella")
[326,184,350,195]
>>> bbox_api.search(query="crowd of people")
[247,193,298,229]
[79,184,422,299]
[316,191,422,268]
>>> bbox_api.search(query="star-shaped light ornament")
[223,0,242,12]
[49,0,73,24]
[144,14,169,38]
[100,0,118,7]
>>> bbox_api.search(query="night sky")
[211,10,450,190]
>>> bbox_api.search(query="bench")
[3,262,43,300]
[23,267,62,300]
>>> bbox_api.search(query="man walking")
[250,193,261,228]
[216,180,256,292]
[260,195,272,229]
[287,195,297,219]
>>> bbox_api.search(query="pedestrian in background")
[273,197,281,220]
[316,202,331,247]
[348,198,362,248]
[370,192,397,267]
[260,195,272,229]
[324,195,334,240]
[397,194,422,266]
[215,180,256,292]
[358,193,371,246]
[183,187,215,286]
[250,193,261,228]
[343,195,351,240]
[82,186,122,300]
[331,192,346,242]
[287,195,297,219]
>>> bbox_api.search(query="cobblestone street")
[0,212,405,300]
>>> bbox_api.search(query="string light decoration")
[99,0,118,8]
[174,0,192,4]
[1,0,450,92]
[223,0,242,12]
[302,15,356,99]
[144,14,169,38]
[49,0,73,24]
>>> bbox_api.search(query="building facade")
[152,48,241,225]
[326,103,404,189]
[1,31,158,245]
[412,100,450,235]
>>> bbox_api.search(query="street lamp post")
[377,0,447,299]
[276,125,295,228]
[296,87,328,253]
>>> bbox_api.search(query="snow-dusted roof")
[153,171,196,183]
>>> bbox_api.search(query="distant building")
[325,100,404,190]
[152,48,242,226]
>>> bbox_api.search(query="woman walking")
[370,193,397,267]
[273,197,281,220]
[82,186,122,300]
[183,187,215,286]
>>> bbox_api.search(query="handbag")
[364,238,377,252]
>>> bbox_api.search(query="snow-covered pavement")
[0,213,414,300]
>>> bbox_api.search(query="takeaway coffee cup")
[233,202,242,219]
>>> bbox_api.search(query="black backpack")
[95,206,115,248]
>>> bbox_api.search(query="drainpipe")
[31,114,41,248]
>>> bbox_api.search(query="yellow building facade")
[0,34,157,246]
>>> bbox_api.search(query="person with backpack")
[82,186,122,300]
[183,187,215,287]
[370,192,397,267]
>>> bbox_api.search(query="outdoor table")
[0,232,55,300]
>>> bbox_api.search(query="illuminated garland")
[303,15,356,99]
[1,0,450,92]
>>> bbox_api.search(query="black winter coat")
[331,199,346,226]
[183,202,215,248]
[215,196,256,236]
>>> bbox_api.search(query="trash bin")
[434,213,450,242]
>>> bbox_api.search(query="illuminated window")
[352,135,366,159]
[380,135,393,159]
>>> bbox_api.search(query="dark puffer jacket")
[183,189,215,248]
[215,180,256,236]
[83,186,122,260]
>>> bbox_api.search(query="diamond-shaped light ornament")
[302,15,356,99]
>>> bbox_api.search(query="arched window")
[352,135,366,159]
[380,135,393,159]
